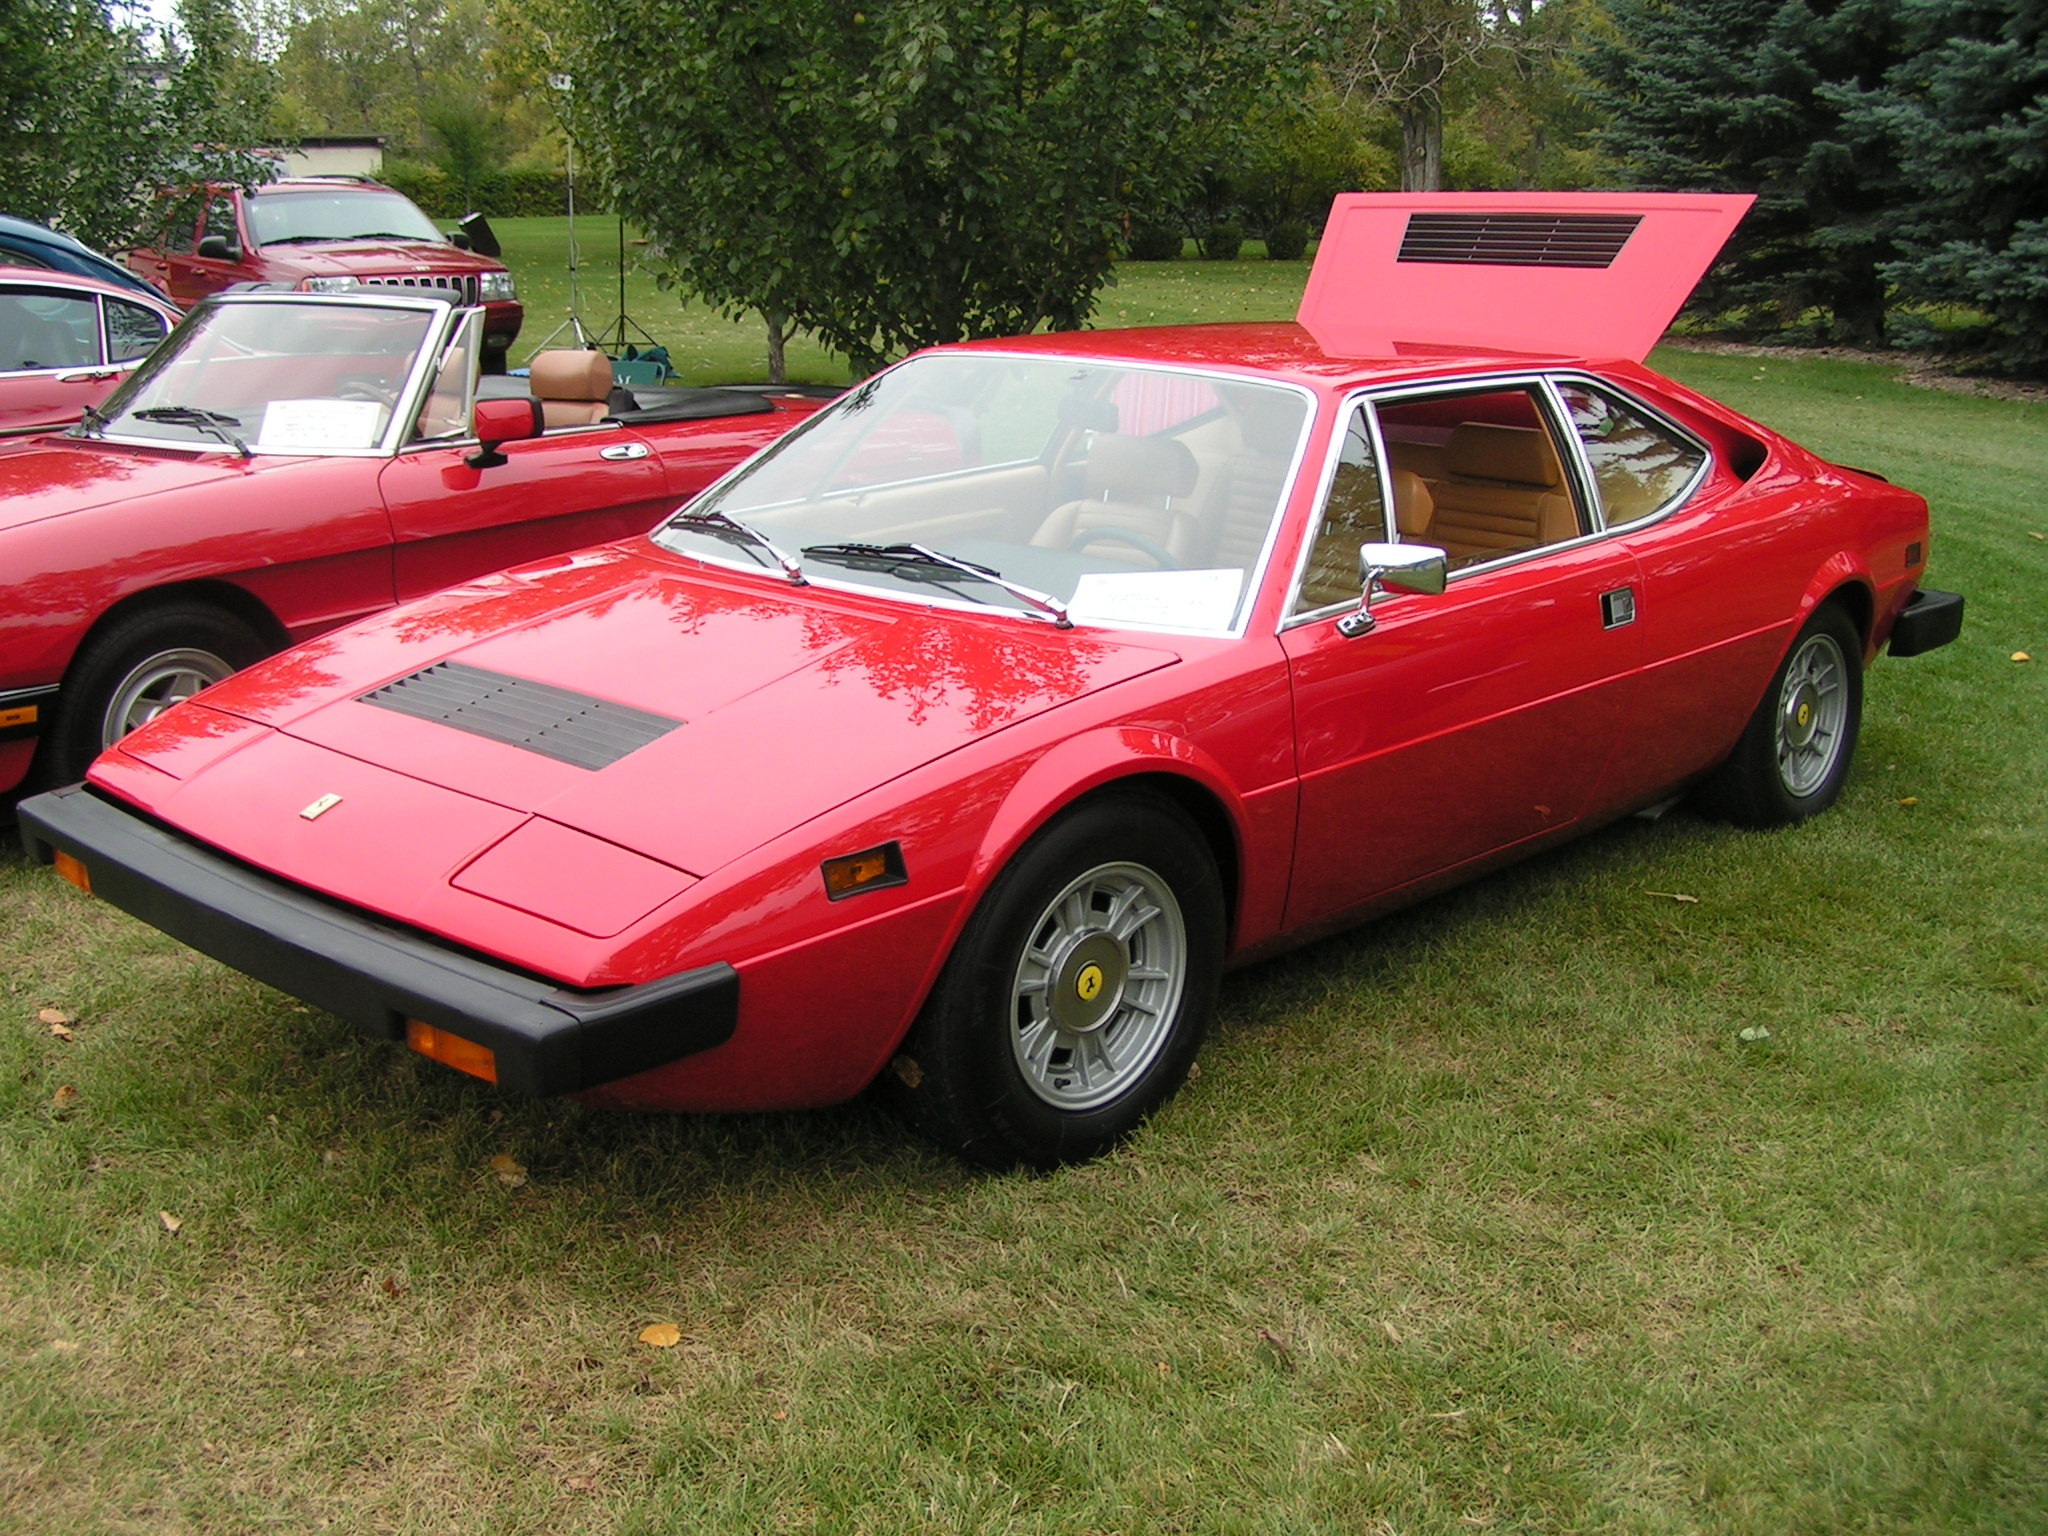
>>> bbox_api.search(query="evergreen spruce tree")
[1586,0,1908,345]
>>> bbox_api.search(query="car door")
[377,315,672,600]
[1279,381,1644,933]
[0,283,108,434]
[183,190,253,301]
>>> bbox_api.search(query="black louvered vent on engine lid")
[1397,212,1643,269]
[360,661,681,770]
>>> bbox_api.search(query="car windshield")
[86,299,437,454]
[248,190,446,246]
[655,354,1310,634]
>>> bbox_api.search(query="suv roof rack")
[278,174,383,187]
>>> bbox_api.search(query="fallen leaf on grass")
[2014,652,2034,664]
[38,1008,75,1027]
[47,1021,74,1040]
[48,1339,78,1353]
[158,1210,182,1235]
[565,1476,597,1493]
[1897,796,1919,806]
[50,1084,77,1112]
[1645,890,1700,904]
[487,1153,527,1189]
[638,1322,681,1349]
[1255,1327,1295,1372]
[1738,1026,1773,1043]
[1380,1319,1402,1345]
[2030,531,2046,541]
[380,1276,407,1300]
[771,1410,788,1421]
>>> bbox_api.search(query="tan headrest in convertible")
[529,349,615,402]
[1391,469,1435,537]
[1082,433,1200,502]
[1444,423,1562,488]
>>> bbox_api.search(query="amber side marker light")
[52,851,91,895]
[821,841,907,900]
[406,1019,497,1083]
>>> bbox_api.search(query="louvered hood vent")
[1397,212,1642,269]
[360,661,681,770]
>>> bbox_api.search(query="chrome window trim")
[1544,370,1715,535]
[661,350,1319,641]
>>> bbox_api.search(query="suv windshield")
[656,354,1309,634]
[85,299,438,454]
[248,189,446,247]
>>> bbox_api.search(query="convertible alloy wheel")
[100,647,238,748]
[1696,599,1864,827]
[1009,860,1188,1112]
[883,790,1224,1169]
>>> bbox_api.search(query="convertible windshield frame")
[656,350,1319,640]
[80,291,461,459]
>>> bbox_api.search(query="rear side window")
[1557,381,1707,527]
[105,298,167,362]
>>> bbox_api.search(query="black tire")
[41,602,269,785]
[881,789,1225,1169]
[1695,600,1863,827]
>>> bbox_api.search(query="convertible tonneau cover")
[1297,191,1755,363]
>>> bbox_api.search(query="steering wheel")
[1069,526,1179,569]
[330,373,397,406]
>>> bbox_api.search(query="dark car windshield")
[655,353,1311,635]
[248,190,445,247]
[86,299,438,454]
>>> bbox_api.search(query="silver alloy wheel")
[100,647,236,748]
[1775,631,1849,797]
[1009,859,1188,1111]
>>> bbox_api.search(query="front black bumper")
[17,784,737,1095]
[1889,587,1964,658]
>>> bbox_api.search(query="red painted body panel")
[64,281,1938,1116]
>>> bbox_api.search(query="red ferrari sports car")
[0,289,827,796]
[21,194,1963,1167]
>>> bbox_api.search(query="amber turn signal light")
[821,841,907,900]
[52,850,91,894]
[405,1019,497,1083]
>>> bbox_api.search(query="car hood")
[116,546,1179,891]
[0,437,258,534]
[257,242,499,278]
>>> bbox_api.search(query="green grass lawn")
[3,251,2045,1531]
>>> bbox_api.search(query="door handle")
[55,368,122,384]
[598,441,651,461]
[1600,587,1637,629]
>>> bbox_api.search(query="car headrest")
[1391,469,1435,536]
[1444,423,1562,487]
[529,349,615,404]
[1082,433,1200,501]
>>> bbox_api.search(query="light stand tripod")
[599,217,661,357]
[522,74,594,359]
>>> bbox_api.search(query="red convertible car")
[21,194,1963,1167]
[0,289,827,796]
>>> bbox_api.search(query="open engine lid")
[1297,191,1755,363]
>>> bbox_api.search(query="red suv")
[126,176,523,369]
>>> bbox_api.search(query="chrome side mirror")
[1336,541,1448,637]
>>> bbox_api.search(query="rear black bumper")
[17,784,737,1096]
[1889,587,1964,658]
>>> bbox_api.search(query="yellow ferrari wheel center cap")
[1797,702,1811,728]
[1075,963,1104,1003]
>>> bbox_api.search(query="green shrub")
[1199,220,1244,261]
[1264,220,1309,261]
[379,159,583,220]
[1127,222,1184,261]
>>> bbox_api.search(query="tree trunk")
[1395,92,1444,192]
[1828,255,1889,349]
[764,309,787,385]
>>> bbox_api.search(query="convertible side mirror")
[195,234,241,262]
[1336,541,1448,638]
[466,397,543,469]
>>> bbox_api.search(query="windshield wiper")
[800,542,1071,628]
[131,406,251,458]
[332,231,430,243]
[73,401,110,439]
[670,508,805,583]
[256,234,349,246]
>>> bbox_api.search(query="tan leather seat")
[1424,423,1579,566]
[529,349,614,429]
[1032,433,1202,566]
[1391,469,1435,537]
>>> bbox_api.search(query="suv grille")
[359,273,480,303]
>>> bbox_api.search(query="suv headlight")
[299,276,362,294]
[479,271,517,302]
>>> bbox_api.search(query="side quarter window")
[104,298,168,363]
[1557,380,1708,528]
[1290,403,1388,616]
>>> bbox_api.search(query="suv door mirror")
[195,234,240,262]
[466,396,543,468]
[1336,541,1448,637]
